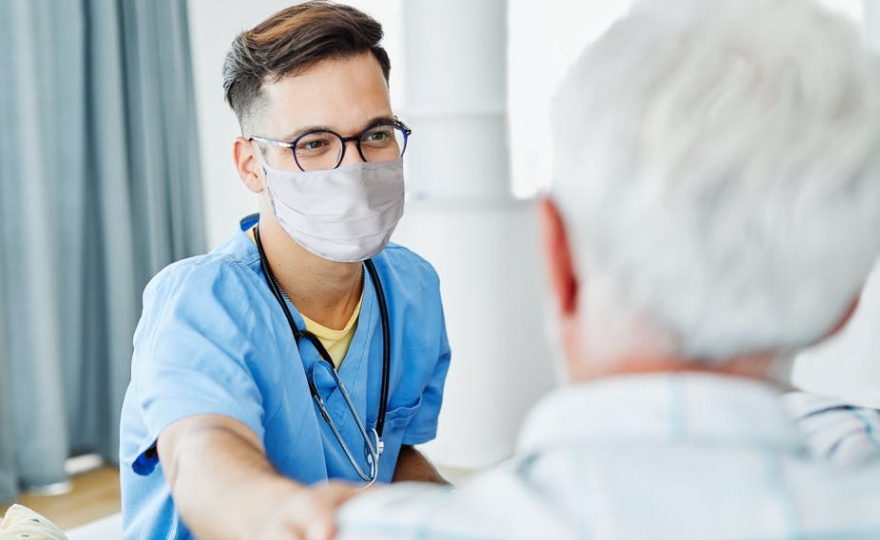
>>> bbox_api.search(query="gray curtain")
[0,0,205,503]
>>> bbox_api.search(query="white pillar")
[864,0,880,51]
[394,0,556,469]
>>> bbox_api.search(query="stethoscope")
[253,224,390,485]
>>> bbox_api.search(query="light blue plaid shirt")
[339,373,880,540]
[784,391,880,466]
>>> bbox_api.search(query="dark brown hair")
[222,1,391,131]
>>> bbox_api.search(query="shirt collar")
[517,373,808,456]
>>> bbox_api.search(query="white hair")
[551,0,880,362]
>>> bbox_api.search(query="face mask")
[256,151,405,262]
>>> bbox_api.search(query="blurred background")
[0,0,876,530]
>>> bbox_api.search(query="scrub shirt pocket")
[376,398,422,480]
[383,398,421,431]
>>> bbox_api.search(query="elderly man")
[336,0,880,537]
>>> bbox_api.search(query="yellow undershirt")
[301,296,362,368]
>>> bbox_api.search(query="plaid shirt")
[784,391,880,466]
[339,374,880,540]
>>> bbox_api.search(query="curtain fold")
[0,0,205,503]
[0,0,17,505]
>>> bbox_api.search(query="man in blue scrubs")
[119,3,451,539]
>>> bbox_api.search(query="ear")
[538,197,579,317]
[233,136,265,194]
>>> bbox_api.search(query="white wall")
[188,0,261,249]
[508,0,634,198]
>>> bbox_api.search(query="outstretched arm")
[159,414,359,540]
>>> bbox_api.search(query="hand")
[248,481,361,540]
[159,416,364,540]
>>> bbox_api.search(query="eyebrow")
[278,115,398,141]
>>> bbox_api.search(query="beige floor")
[0,467,120,530]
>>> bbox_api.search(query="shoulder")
[144,252,259,306]
[136,246,272,347]
[132,242,283,380]
[372,243,441,290]
[143,231,263,307]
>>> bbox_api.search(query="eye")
[297,139,328,151]
[361,126,397,148]
[295,132,336,154]
[365,129,391,141]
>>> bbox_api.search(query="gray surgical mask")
[256,151,405,262]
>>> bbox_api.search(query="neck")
[571,351,789,388]
[255,214,363,330]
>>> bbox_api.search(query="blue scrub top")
[119,215,451,540]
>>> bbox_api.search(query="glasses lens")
[294,131,343,171]
[360,124,406,163]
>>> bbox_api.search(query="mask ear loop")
[251,141,272,178]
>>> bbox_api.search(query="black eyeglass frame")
[249,120,412,172]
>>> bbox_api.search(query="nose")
[338,137,366,167]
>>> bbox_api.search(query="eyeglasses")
[250,120,412,172]
[308,354,382,486]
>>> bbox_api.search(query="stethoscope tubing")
[253,224,391,441]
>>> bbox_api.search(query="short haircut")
[551,0,880,362]
[222,1,391,132]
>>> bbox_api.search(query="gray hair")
[551,0,880,362]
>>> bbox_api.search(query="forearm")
[391,445,449,485]
[164,422,305,540]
